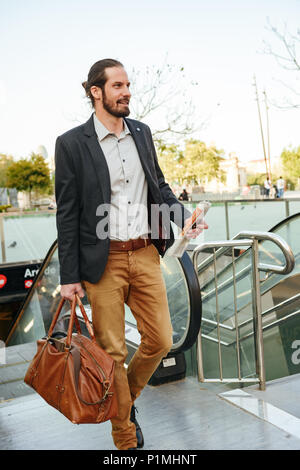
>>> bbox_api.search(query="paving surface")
[1,375,300,450]
[1,342,300,451]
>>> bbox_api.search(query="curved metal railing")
[192,231,295,390]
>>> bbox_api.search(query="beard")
[102,90,130,118]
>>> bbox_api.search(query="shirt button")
[122,159,125,162]
[126,180,129,183]
[128,201,131,204]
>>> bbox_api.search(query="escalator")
[196,212,300,383]
[3,213,299,388]
[4,240,202,384]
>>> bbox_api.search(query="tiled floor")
[1,342,300,450]
[1,375,300,450]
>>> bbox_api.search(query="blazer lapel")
[83,115,111,203]
[125,119,153,183]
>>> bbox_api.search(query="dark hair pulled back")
[82,58,124,107]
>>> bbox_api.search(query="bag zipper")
[76,336,108,383]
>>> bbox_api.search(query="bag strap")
[70,345,112,406]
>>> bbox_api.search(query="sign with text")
[0,262,42,298]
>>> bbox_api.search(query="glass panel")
[185,200,300,245]
[227,201,287,237]
[199,213,300,332]
[259,215,300,294]
[288,201,300,217]
[197,212,300,382]
[184,202,227,243]
[2,213,57,263]
[7,247,61,345]
[199,249,257,380]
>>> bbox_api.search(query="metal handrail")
[201,303,300,347]
[201,289,300,333]
[192,231,295,390]
[235,309,300,345]
[196,230,295,276]
[233,231,295,274]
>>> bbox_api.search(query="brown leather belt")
[109,238,151,252]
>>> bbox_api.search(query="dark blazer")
[55,114,191,285]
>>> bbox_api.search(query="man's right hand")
[60,282,85,301]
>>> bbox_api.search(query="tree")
[181,140,226,185]
[129,57,202,144]
[157,140,226,187]
[247,173,266,187]
[0,154,14,187]
[6,153,51,206]
[263,19,300,108]
[157,143,184,184]
[280,145,300,182]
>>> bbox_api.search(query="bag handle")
[65,295,96,348]
[47,294,95,348]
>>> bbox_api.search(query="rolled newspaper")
[167,200,211,258]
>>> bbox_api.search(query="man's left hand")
[184,216,209,239]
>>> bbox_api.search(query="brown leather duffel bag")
[24,294,118,424]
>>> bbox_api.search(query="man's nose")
[123,86,131,98]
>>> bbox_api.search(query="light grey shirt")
[93,113,149,241]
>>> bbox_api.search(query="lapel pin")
[137,127,141,131]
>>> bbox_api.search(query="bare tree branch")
[262,18,300,108]
[129,55,204,144]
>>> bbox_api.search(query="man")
[55,59,207,450]
[263,177,271,198]
[178,188,189,201]
[276,176,285,198]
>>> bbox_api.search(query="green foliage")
[182,140,226,185]
[6,153,51,205]
[0,154,14,187]
[246,173,266,186]
[280,146,300,181]
[0,204,11,212]
[157,139,226,185]
[157,143,184,183]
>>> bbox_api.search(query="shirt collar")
[93,113,130,142]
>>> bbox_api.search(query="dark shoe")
[130,405,144,449]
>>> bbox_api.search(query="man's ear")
[90,86,102,102]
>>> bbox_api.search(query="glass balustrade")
[0,212,57,264]
[197,213,300,382]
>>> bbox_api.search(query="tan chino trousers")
[82,243,173,450]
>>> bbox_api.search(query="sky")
[0,0,299,164]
